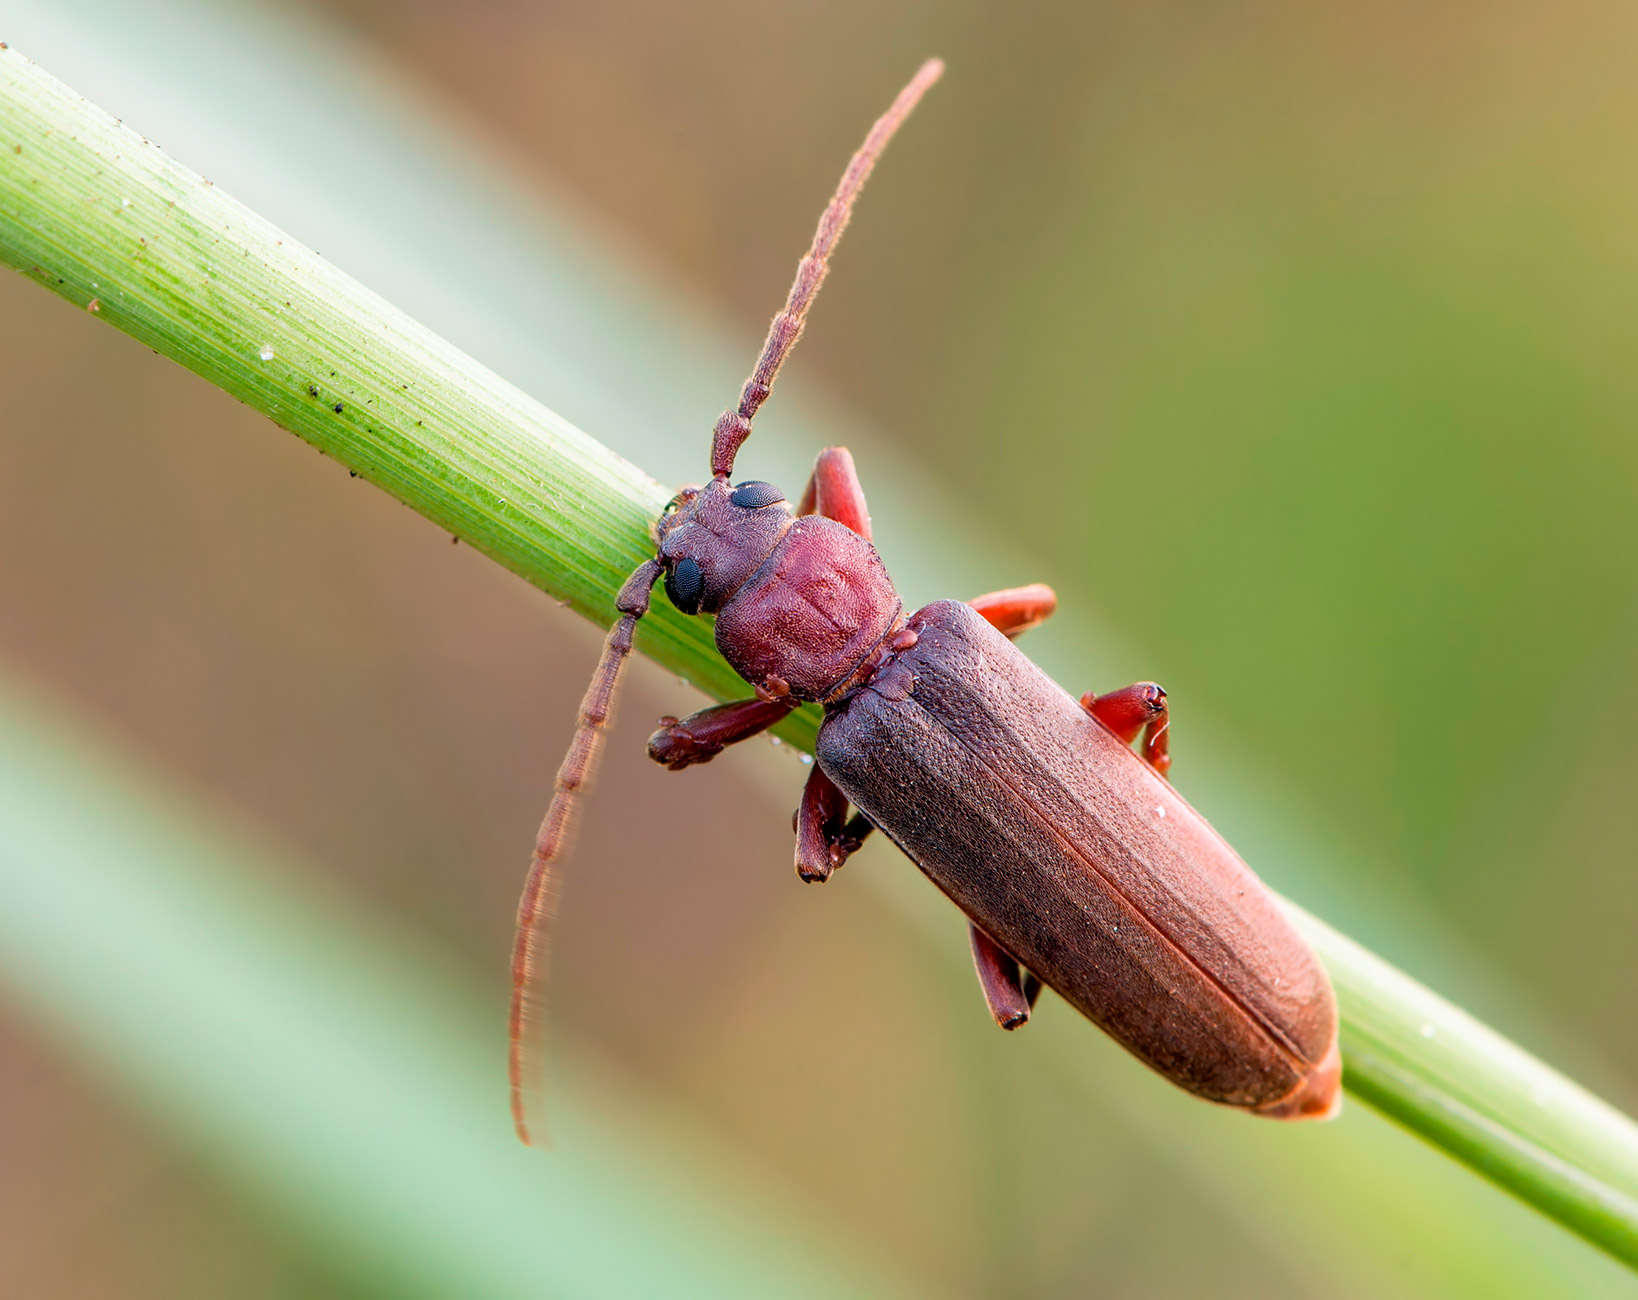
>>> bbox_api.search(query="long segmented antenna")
[509,558,661,1146]
[510,60,943,1146]
[709,57,944,479]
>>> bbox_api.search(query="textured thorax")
[714,515,902,702]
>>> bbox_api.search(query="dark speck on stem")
[333,402,344,414]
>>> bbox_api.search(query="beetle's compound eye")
[661,493,688,517]
[729,480,785,509]
[665,557,704,614]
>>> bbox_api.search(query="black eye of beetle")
[665,557,704,614]
[729,480,786,509]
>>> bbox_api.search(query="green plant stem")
[1293,904,1638,1263]
[0,39,818,752]
[5,42,1638,1269]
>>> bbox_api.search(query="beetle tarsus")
[647,716,721,770]
[646,697,794,770]
[1082,682,1171,779]
[835,811,874,859]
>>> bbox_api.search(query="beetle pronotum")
[509,58,1340,1145]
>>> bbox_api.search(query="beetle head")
[653,477,792,615]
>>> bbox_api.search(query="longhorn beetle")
[508,58,1340,1145]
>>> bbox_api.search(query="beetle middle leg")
[1082,683,1171,778]
[796,446,873,539]
[969,584,1057,639]
[647,697,796,770]
[969,924,1043,1030]
[794,764,873,882]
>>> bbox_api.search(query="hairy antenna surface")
[509,559,660,1144]
[708,57,944,479]
[509,57,943,1146]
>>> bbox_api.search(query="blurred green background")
[4,0,1638,1295]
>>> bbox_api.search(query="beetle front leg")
[796,446,873,540]
[647,697,796,771]
[968,585,1058,639]
[1081,683,1170,779]
[794,764,873,882]
[969,923,1043,1030]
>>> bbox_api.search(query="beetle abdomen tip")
[1257,1040,1343,1121]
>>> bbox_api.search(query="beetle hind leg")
[969,923,1041,1030]
[968,585,1057,639]
[1082,682,1171,779]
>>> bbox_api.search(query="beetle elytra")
[508,58,1340,1145]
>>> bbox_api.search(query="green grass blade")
[1299,903,1638,1262]
[0,36,817,753]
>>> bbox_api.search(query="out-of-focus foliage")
[3,1,1638,1296]
[0,681,912,1300]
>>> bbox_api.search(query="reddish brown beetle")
[509,58,1340,1145]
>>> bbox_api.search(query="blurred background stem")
[0,678,912,1300]
[6,39,1638,1273]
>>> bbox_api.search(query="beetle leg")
[794,764,873,882]
[647,697,796,770]
[969,924,1036,1030]
[840,810,875,852]
[968,584,1058,639]
[1081,683,1171,779]
[796,446,873,540]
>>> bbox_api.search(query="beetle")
[508,57,1340,1145]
